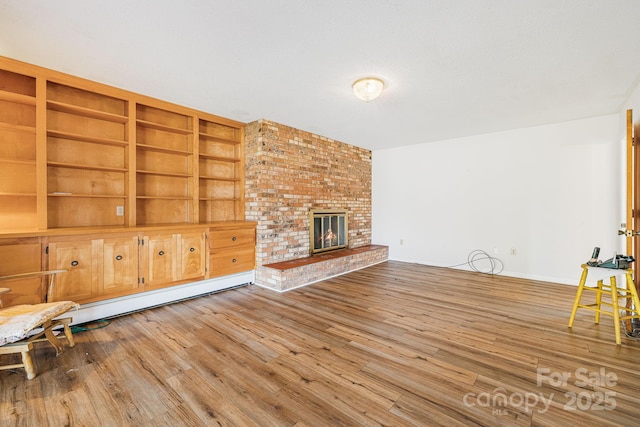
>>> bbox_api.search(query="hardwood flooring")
[2,261,640,426]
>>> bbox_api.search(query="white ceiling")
[1,1,639,151]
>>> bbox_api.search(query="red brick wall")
[244,119,372,267]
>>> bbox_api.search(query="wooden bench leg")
[43,320,65,355]
[41,317,75,354]
[60,318,75,348]
[20,349,36,380]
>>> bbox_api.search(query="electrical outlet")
[400,239,404,245]
[116,206,124,216]
[510,247,517,256]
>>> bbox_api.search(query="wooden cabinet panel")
[179,232,205,280]
[0,240,43,305]
[142,231,207,288]
[48,234,140,303]
[102,236,139,295]
[48,239,98,302]
[143,234,177,288]
[0,242,41,275]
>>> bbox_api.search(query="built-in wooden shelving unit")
[0,56,256,310]
[0,56,247,232]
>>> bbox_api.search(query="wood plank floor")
[2,261,640,426]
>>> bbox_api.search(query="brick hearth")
[259,245,389,291]
[244,119,386,291]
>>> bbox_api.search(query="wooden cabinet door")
[102,236,139,295]
[48,240,98,302]
[179,232,205,280]
[143,234,176,288]
[0,241,43,305]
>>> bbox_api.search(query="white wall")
[372,114,622,285]
[624,77,640,113]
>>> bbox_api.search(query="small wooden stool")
[0,270,76,379]
[0,316,74,379]
[568,264,640,345]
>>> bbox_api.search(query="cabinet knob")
[71,260,79,267]
[158,251,165,256]
[115,255,123,261]
[231,236,237,241]
[232,258,237,263]
[189,247,195,252]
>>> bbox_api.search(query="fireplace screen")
[310,210,348,254]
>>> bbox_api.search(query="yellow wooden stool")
[568,264,640,345]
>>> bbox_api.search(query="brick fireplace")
[244,119,388,291]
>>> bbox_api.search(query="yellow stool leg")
[569,266,589,327]
[610,276,622,345]
[594,279,604,324]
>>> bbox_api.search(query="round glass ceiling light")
[352,77,384,102]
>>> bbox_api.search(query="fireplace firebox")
[309,209,348,254]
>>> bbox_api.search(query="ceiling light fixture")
[352,77,384,102]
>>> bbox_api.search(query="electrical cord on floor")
[445,249,504,275]
[70,319,111,334]
[623,327,640,339]
[623,319,640,339]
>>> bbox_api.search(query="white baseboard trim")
[68,271,255,325]
[389,257,579,287]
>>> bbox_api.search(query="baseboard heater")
[67,271,255,325]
